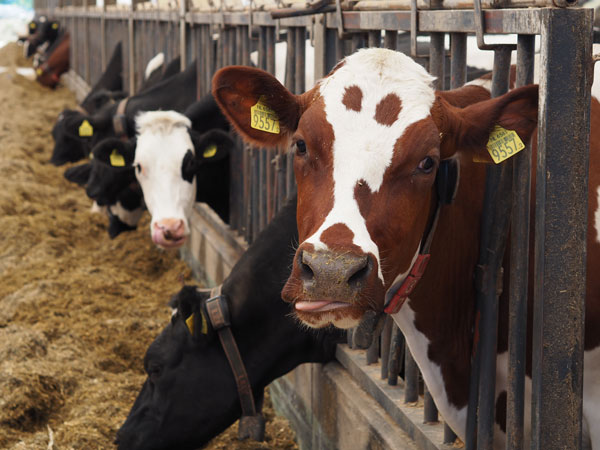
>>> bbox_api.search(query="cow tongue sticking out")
[213,48,539,330]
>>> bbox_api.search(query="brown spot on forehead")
[320,223,361,253]
[375,93,402,126]
[342,85,363,112]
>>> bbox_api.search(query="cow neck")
[112,98,129,141]
[394,156,487,420]
[384,157,459,314]
[203,285,265,441]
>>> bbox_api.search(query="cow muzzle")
[282,247,382,328]
[152,218,187,249]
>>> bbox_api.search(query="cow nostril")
[298,251,314,281]
[163,230,173,240]
[347,256,371,288]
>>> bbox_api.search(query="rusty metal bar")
[423,386,438,424]
[450,32,467,89]
[404,347,419,403]
[380,316,393,379]
[505,33,535,450]
[388,325,404,386]
[531,8,592,450]
[285,29,296,91]
[429,32,445,91]
[295,27,306,94]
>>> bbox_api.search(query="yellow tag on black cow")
[186,314,195,335]
[52,23,58,30]
[203,144,217,158]
[110,149,125,167]
[486,125,525,164]
[36,68,43,76]
[30,22,36,29]
[79,119,94,137]
[250,96,280,134]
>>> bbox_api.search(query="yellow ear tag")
[52,23,58,30]
[36,68,43,76]
[486,125,525,164]
[30,22,36,29]
[203,144,217,158]
[185,314,195,335]
[250,96,280,134]
[78,119,94,137]
[184,312,208,335]
[110,149,125,167]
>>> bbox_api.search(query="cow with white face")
[133,111,233,248]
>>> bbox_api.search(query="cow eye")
[135,163,142,174]
[295,140,307,156]
[148,363,162,383]
[418,156,435,174]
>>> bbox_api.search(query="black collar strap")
[112,98,129,141]
[205,285,266,441]
[384,158,459,314]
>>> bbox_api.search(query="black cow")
[23,16,61,59]
[50,60,198,166]
[115,197,345,450]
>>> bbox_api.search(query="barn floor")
[0,42,297,450]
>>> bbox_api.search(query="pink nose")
[154,219,185,241]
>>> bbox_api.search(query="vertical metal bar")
[266,26,275,75]
[388,324,404,386]
[351,33,364,52]
[285,29,296,92]
[258,148,266,232]
[230,27,237,66]
[367,30,380,48]
[314,14,327,80]
[366,334,379,365]
[128,3,135,94]
[242,25,250,66]
[383,30,397,50]
[473,46,513,450]
[258,26,267,70]
[180,0,186,70]
[444,425,457,444]
[423,386,438,424]
[429,32,445,91]
[450,33,467,89]
[404,347,419,403]
[295,27,305,94]
[101,2,107,71]
[505,33,535,450]
[380,316,393,379]
[335,32,344,62]
[531,9,591,450]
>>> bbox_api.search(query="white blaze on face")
[134,111,196,236]
[304,48,436,282]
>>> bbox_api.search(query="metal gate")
[34,0,593,447]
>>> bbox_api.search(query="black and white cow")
[115,198,345,450]
[66,93,233,243]
[50,59,198,166]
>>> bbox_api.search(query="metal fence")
[35,1,593,448]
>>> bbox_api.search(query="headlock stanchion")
[41,0,593,446]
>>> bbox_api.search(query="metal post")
[384,30,397,50]
[180,0,187,70]
[404,347,419,404]
[450,33,467,89]
[266,26,275,75]
[505,33,535,450]
[380,316,393,379]
[295,27,306,94]
[429,32,445,91]
[423,386,438,424]
[128,1,135,94]
[388,324,404,386]
[531,8,592,450]
[285,29,296,91]
[366,334,379,365]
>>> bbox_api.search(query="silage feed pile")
[0,42,297,450]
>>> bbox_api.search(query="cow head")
[115,287,251,450]
[213,48,538,329]
[23,16,59,58]
[51,109,111,165]
[133,111,233,249]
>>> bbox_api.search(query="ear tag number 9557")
[486,125,525,164]
[250,96,280,134]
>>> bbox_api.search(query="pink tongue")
[295,301,350,312]
[295,301,332,311]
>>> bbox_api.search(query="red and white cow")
[213,48,600,448]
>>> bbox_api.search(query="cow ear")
[212,66,302,148]
[191,129,234,164]
[64,162,92,186]
[92,138,136,167]
[169,286,212,340]
[432,84,539,160]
